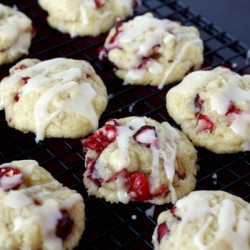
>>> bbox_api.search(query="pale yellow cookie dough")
[0,160,85,250]
[82,116,197,205]
[0,58,108,142]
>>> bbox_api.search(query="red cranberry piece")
[196,113,214,133]
[128,171,153,201]
[85,156,103,187]
[94,0,105,8]
[98,47,108,60]
[194,94,204,113]
[11,64,27,73]
[225,102,241,116]
[136,57,150,70]
[0,166,23,190]
[170,205,181,220]
[56,210,73,240]
[106,168,128,183]
[109,21,123,44]
[14,93,20,102]
[99,22,123,60]
[157,222,169,243]
[30,27,36,38]
[133,125,157,147]
[82,119,118,153]
[108,170,167,201]
[21,77,30,84]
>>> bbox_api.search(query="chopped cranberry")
[106,168,128,183]
[82,119,118,154]
[11,64,27,73]
[85,156,103,187]
[157,222,169,243]
[0,166,23,191]
[98,47,108,60]
[108,170,167,202]
[133,125,157,147]
[196,113,214,133]
[109,22,123,44]
[136,57,150,70]
[170,205,181,220]
[85,73,91,79]
[194,94,204,113]
[30,27,36,38]
[14,93,20,102]
[83,119,119,186]
[94,0,105,8]
[127,172,167,201]
[128,171,153,201]
[56,210,73,240]
[225,102,241,116]
[21,77,30,84]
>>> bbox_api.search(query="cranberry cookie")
[152,190,250,250]
[0,4,34,65]
[166,67,250,153]
[38,0,140,37]
[0,160,84,250]
[0,58,108,142]
[82,116,197,204]
[99,13,204,88]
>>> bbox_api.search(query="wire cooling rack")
[0,0,249,249]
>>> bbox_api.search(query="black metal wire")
[0,0,249,249]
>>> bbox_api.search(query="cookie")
[166,67,250,153]
[38,0,140,37]
[0,58,108,142]
[0,4,34,65]
[82,116,197,205]
[152,190,250,250]
[99,13,204,88]
[0,160,85,250]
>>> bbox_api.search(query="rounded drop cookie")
[38,0,140,37]
[166,67,250,153]
[0,58,108,142]
[82,116,197,205]
[99,13,204,88]
[0,3,34,65]
[0,160,85,250]
[152,190,250,250]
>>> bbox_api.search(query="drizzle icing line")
[114,117,179,204]
[158,39,202,89]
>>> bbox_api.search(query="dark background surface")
[184,0,250,47]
